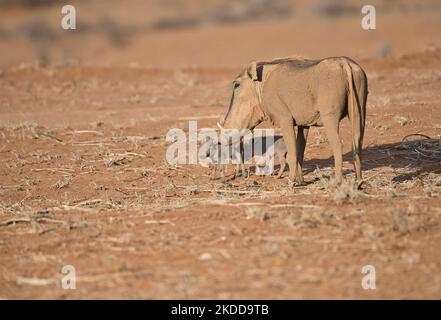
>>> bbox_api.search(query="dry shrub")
[244,207,270,221]
[286,208,337,229]
[313,170,360,204]
[104,153,126,167]
[394,115,414,127]
[331,177,360,204]
[388,204,438,237]
[389,207,410,236]
[398,134,441,162]
[53,177,71,189]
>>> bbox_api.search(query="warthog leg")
[276,153,287,179]
[233,162,247,179]
[210,163,226,181]
[220,164,226,181]
[209,163,217,180]
[296,126,309,176]
[233,164,241,179]
[322,115,343,184]
[280,121,303,185]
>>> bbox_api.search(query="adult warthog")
[218,56,368,186]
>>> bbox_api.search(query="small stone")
[198,252,213,261]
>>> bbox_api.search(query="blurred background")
[0,0,440,68]
[1,1,441,300]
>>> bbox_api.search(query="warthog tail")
[343,60,366,181]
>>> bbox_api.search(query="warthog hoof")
[288,178,305,187]
[357,180,365,190]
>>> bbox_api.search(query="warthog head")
[218,62,266,132]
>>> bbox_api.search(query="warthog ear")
[246,61,258,81]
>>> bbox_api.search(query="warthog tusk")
[217,122,224,130]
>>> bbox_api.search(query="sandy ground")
[0,0,441,299]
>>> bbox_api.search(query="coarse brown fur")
[220,56,368,185]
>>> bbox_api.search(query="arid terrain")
[0,0,441,299]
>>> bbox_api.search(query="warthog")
[218,56,368,185]
[205,135,288,180]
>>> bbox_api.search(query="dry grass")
[1,125,440,220]
[244,207,271,221]
[0,123,441,229]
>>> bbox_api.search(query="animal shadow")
[303,138,441,183]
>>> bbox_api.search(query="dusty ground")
[0,0,441,299]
